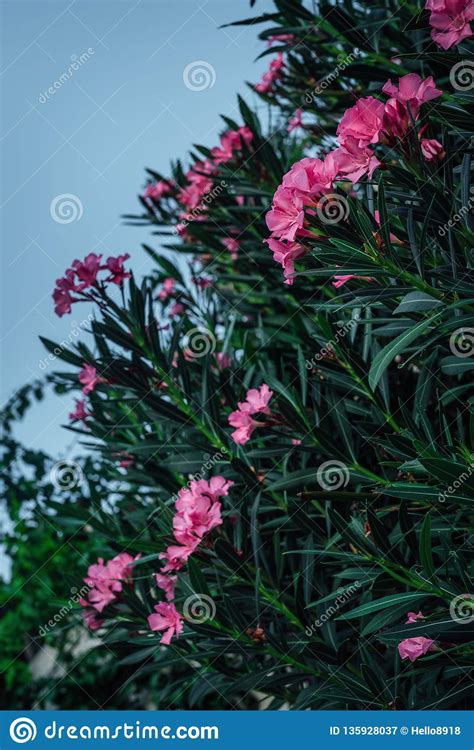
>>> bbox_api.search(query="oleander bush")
[3,0,474,709]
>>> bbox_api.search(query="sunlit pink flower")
[228,409,259,445]
[78,364,105,395]
[158,277,176,301]
[421,138,446,162]
[337,96,385,148]
[105,254,131,285]
[155,573,177,602]
[333,139,381,183]
[288,108,303,133]
[265,238,306,284]
[148,602,184,645]
[382,73,442,118]
[398,636,434,661]
[266,186,305,241]
[69,398,90,423]
[72,253,102,287]
[406,611,425,624]
[425,0,474,49]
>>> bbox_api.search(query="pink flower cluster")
[228,384,273,445]
[255,53,285,94]
[148,477,233,644]
[143,180,172,205]
[53,253,131,317]
[425,0,474,49]
[80,552,138,629]
[397,610,435,662]
[266,74,443,283]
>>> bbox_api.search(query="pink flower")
[148,602,184,645]
[244,384,273,413]
[382,74,442,118]
[81,606,103,630]
[155,573,177,602]
[421,138,446,162]
[255,53,284,93]
[82,552,137,613]
[282,155,338,203]
[288,108,303,133]
[170,302,185,318]
[332,274,373,288]
[173,477,233,547]
[406,611,425,624]
[223,237,240,260]
[425,0,474,49]
[216,352,232,369]
[398,636,434,662]
[158,277,176,301]
[228,409,259,445]
[291,438,302,445]
[72,253,102,287]
[105,254,131,285]
[266,186,305,241]
[144,180,171,203]
[337,96,386,148]
[69,398,90,423]
[78,364,105,395]
[333,139,381,183]
[159,544,196,573]
[267,33,295,46]
[265,238,306,284]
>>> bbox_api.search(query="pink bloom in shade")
[228,409,259,445]
[333,139,381,183]
[144,180,171,203]
[332,274,373,288]
[159,544,196,573]
[82,606,104,630]
[155,573,177,602]
[236,195,245,206]
[223,237,240,260]
[78,364,105,395]
[105,254,131,285]
[244,384,273,414]
[158,277,176,301]
[398,636,435,662]
[374,210,401,244]
[406,611,425,624]
[426,0,474,49]
[265,238,306,285]
[69,398,90,423]
[216,352,232,369]
[266,186,305,241]
[169,302,185,318]
[291,438,302,445]
[421,138,446,162]
[337,96,386,148]
[382,74,442,118]
[148,602,184,645]
[72,253,102,287]
[288,108,303,133]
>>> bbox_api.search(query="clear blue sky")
[1,0,272,456]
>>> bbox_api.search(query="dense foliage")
[2,0,473,710]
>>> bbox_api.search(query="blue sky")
[1,0,272,456]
